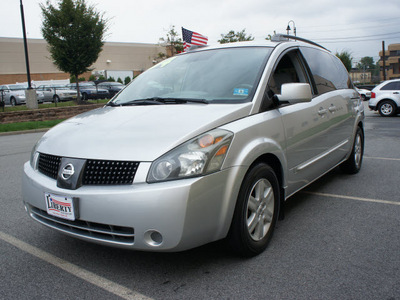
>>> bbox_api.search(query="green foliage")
[108,76,115,82]
[335,51,353,72]
[159,25,183,55]
[98,75,106,80]
[78,77,86,81]
[40,0,108,102]
[70,74,77,83]
[89,74,96,81]
[218,29,254,44]
[124,76,131,85]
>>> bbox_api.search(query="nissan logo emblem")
[61,163,75,180]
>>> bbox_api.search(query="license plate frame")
[45,193,79,221]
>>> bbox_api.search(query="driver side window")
[268,51,309,96]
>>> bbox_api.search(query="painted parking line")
[364,156,400,162]
[0,231,153,300]
[302,191,400,206]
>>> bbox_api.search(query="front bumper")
[22,162,245,251]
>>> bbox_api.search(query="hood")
[37,103,252,161]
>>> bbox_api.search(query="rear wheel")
[82,93,88,100]
[378,100,396,117]
[340,127,364,174]
[228,163,280,257]
[53,95,60,103]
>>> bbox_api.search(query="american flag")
[182,27,208,51]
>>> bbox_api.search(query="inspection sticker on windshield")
[233,88,249,96]
[45,193,76,221]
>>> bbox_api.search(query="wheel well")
[378,99,397,108]
[250,153,285,219]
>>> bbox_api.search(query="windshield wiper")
[108,97,209,106]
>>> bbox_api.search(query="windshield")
[9,85,26,90]
[111,47,272,105]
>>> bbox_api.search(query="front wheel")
[228,163,280,257]
[53,95,60,103]
[10,97,17,106]
[378,100,396,117]
[340,127,364,174]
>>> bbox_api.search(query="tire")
[82,93,88,100]
[10,97,17,106]
[361,95,366,101]
[228,163,280,257]
[340,127,364,174]
[53,95,60,103]
[378,100,396,117]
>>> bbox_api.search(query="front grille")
[83,160,139,185]
[37,153,139,185]
[38,153,61,179]
[30,206,135,245]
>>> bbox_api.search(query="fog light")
[144,230,163,247]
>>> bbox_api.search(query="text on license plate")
[45,193,75,221]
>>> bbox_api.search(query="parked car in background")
[355,87,371,101]
[97,82,125,97]
[23,35,364,257]
[369,79,400,117]
[66,82,110,100]
[0,84,44,106]
[37,85,79,102]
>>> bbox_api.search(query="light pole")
[20,0,32,89]
[286,20,296,36]
[20,0,37,109]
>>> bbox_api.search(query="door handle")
[328,106,337,112]
[318,108,328,116]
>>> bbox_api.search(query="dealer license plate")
[45,193,76,221]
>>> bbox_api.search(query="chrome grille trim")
[30,206,134,245]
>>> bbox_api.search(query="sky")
[2,0,400,65]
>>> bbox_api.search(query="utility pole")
[382,41,386,81]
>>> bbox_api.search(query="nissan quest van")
[22,35,365,256]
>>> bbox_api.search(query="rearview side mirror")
[277,83,312,104]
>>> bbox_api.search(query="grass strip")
[0,119,65,133]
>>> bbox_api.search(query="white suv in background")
[369,79,400,117]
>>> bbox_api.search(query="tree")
[356,56,374,70]
[124,76,131,85]
[335,51,353,72]
[218,29,254,44]
[40,0,108,103]
[159,25,183,57]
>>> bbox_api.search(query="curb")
[0,128,49,136]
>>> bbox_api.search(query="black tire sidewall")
[340,127,364,174]
[228,163,280,256]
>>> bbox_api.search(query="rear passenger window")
[381,82,400,90]
[301,47,351,95]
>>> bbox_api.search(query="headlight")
[30,141,40,170]
[147,129,233,183]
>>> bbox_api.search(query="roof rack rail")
[271,34,329,51]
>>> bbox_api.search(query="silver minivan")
[22,36,365,256]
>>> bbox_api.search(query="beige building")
[0,37,166,85]
[379,43,400,80]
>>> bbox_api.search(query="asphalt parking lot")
[0,103,399,300]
